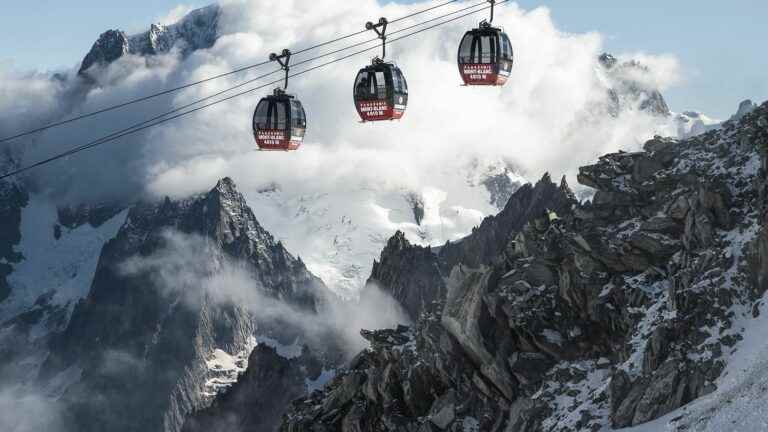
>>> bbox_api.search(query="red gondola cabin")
[253,89,307,151]
[457,21,513,86]
[353,61,408,122]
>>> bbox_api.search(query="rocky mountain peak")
[383,230,410,252]
[79,4,221,77]
[368,229,443,321]
[598,52,618,69]
[78,29,130,75]
[209,176,246,210]
[731,98,758,122]
[598,52,671,117]
[205,177,253,223]
[559,175,576,201]
[32,175,327,432]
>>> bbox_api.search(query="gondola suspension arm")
[366,17,389,62]
[270,49,292,91]
[488,0,496,23]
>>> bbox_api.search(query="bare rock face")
[0,156,27,303]
[367,231,444,321]
[78,29,131,76]
[56,202,125,230]
[181,345,308,432]
[440,172,577,270]
[279,102,768,431]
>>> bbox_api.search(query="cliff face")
[35,178,327,432]
[0,155,27,304]
[366,232,445,321]
[279,103,768,431]
[181,344,311,432]
[367,173,576,322]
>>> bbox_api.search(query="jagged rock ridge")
[79,5,220,76]
[278,102,768,431]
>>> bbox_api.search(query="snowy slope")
[1,195,127,323]
[625,288,768,432]
[245,159,515,296]
[0,193,126,410]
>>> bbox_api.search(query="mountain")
[730,99,758,122]
[78,5,221,76]
[598,53,671,117]
[0,176,335,432]
[674,100,757,139]
[278,102,767,431]
[674,110,721,138]
[180,343,324,432]
[0,154,27,306]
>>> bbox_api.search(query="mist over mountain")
[1,2,765,432]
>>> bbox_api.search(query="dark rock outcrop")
[404,192,425,226]
[0,154,27,303]
[367,232,444,321]
[57,202,125,229]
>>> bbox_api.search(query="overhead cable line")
[389,0,459,23]
[0,0,509,180]
[0,0,463,145]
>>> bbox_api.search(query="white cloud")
[157,5,198,25]
[119,230,410,357]
[616,52,683,91]
[1,0,685,292]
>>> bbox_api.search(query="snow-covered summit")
[79,4,220,76]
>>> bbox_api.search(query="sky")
[0,1,766,118]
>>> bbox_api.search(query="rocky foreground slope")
[278,103,768,431]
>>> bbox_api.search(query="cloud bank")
[0,0,685,292]
[120,230,410,357]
